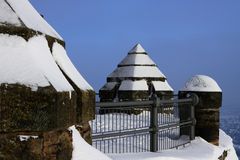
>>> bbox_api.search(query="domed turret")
[179,75,222,145]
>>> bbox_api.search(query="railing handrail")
[96,100,153,108]
[96,97,195,108]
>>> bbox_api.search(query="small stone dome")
[182,75,222,92]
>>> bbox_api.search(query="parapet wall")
[0,83,77,132]
[0,83,94,160]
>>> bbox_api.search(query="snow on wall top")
[119,80,148,91]
[69,125,111,160]
[0,0,21,26]
[108,66,166,78]
[0,34,73,91]
[52,42,93,91]
[100,82,118,91]
[128,43,146,53]
[118,54,155,66]
[0,0,62,40]
[182,75,222,92]
[152,80,174,91]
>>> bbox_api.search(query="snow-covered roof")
[0,0,21,26]
[0,0,62,40]
[100,82,118,91]
[152,80,174,91]
[108,44,166,80]
[52,42,93,90]
[118,54,155,66]
[182,75,222,92]
[129,43,146,54]
[119,80,148,91]
[108,66,166,78]
[0,34,93,92]
[0,34,72,91]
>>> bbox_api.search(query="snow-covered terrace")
[69,126,238,160]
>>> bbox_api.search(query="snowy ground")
[109,130,238,160]
[70,125,238,160]
[109,137,221,160]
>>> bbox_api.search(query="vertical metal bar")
[150,96,159,152]
[115,138,117,153]
[190,104,195,140]
[126,136,128,153]
[119,137,121,153]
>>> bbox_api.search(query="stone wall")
[0,125,90,160]
[0,84,77,132]
[118,90,149,101]
[0,83,94,159]
[179,91,222,145]
[99,90,117,102]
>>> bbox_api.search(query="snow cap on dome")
[128,43,146,54]
[182,75,222,92]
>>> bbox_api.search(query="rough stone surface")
[0,129,71,160]
[78,90,95,123]
[0,83,94,159]
[0,123,92,160]
[99,90,117,102]
[118,90,149,101]
[0,83,77,132]
[179,91,222,145]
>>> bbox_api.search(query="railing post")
[190,105,195,140]
[190,93,198,140]
[150,95,159,152]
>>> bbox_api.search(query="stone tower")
[99,44,173,102]
[179,75,222,145]
[0,0,95,159]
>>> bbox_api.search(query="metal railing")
[91,94,198,153]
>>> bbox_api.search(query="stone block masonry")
[0,84,94,159]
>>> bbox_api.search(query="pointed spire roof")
[108,44,166,79]
[128,43,146,54]
[118,43,155,67]
[0,0,62,40]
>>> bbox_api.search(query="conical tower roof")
[118,44,156,67]
[0,0,93,91]
[128,43,146,54]
[0,0,62,40]
[108,43,166,80]
[100,44,173,101]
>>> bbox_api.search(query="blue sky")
[30,0,240,107]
